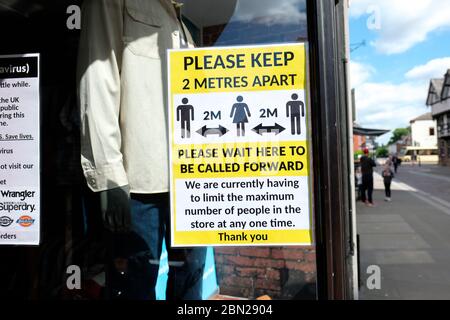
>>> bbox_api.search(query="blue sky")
[349,0,450,144]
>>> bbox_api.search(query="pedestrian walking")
[392,154,399,174]
[360,148,376,207]
[385,155,393,168]
[382,165,394,202]
[411,151,418,167]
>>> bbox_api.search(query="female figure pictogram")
[230,96,251,137]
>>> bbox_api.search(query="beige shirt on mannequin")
[78,0,194,193]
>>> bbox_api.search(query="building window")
[430,127,435,136]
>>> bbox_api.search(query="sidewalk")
[357,171,450,300]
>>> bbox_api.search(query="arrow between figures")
[252,123,286,135]
[196,125,229,137]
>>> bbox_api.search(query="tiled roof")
[427,78,445,105]
[410,112,433,123]
[431,79,444,95]
[442,69,450,99]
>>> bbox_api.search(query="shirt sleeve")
[77,0,127,192]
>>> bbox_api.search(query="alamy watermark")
[67,3,382,31]
[366,5,381,31]
[66,265,81,290]
[366,265,381,290]
[66,5,81,30]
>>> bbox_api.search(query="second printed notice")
[168,43,313,247]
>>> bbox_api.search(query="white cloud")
[234,0,306,25]
[405,57,450,81]
[350,0,450,55]
[350,61,375,88]
[351,60,434,143]
[355,82,428,127]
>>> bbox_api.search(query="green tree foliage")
[388,127,410,145]
[354,150,364,160]
[376,146,389,158]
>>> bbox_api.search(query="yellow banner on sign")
[172,141,309,179]
[173,230,313,246]
[169,44,306,94]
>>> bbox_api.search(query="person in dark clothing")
[411,152,418,166]
[382,165,394,201]
[392,154,399,173]
[360,148,376,206]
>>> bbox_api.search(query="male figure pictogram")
[286,93,305,135]
[177,98,195,138]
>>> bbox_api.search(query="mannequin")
[77,0,206,300]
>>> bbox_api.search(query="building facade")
[409,113,437,148]
[427,70,450,166]
[353,133,366,153]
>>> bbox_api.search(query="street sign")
[168,43,313,247]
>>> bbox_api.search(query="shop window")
[0,0,315,301]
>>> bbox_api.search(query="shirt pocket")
[123,0,163,59]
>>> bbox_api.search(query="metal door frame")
[307,0,356,300]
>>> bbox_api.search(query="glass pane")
[181,0,307,46]
[0,0,83,299]
[0,0,315,301]
[180,0,316,300]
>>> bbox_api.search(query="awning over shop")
[353,126,390,137]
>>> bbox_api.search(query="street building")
[427,70,450,166]
[410,113,437,148]
[387,138,409,156]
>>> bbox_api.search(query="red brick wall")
[214,247,316,299]
[353,135,366,153]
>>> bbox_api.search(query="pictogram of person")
[177,98,195,138]
[230,95,251,137]
[286,93,305,135]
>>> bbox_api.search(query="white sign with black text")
[0,53,40,245]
